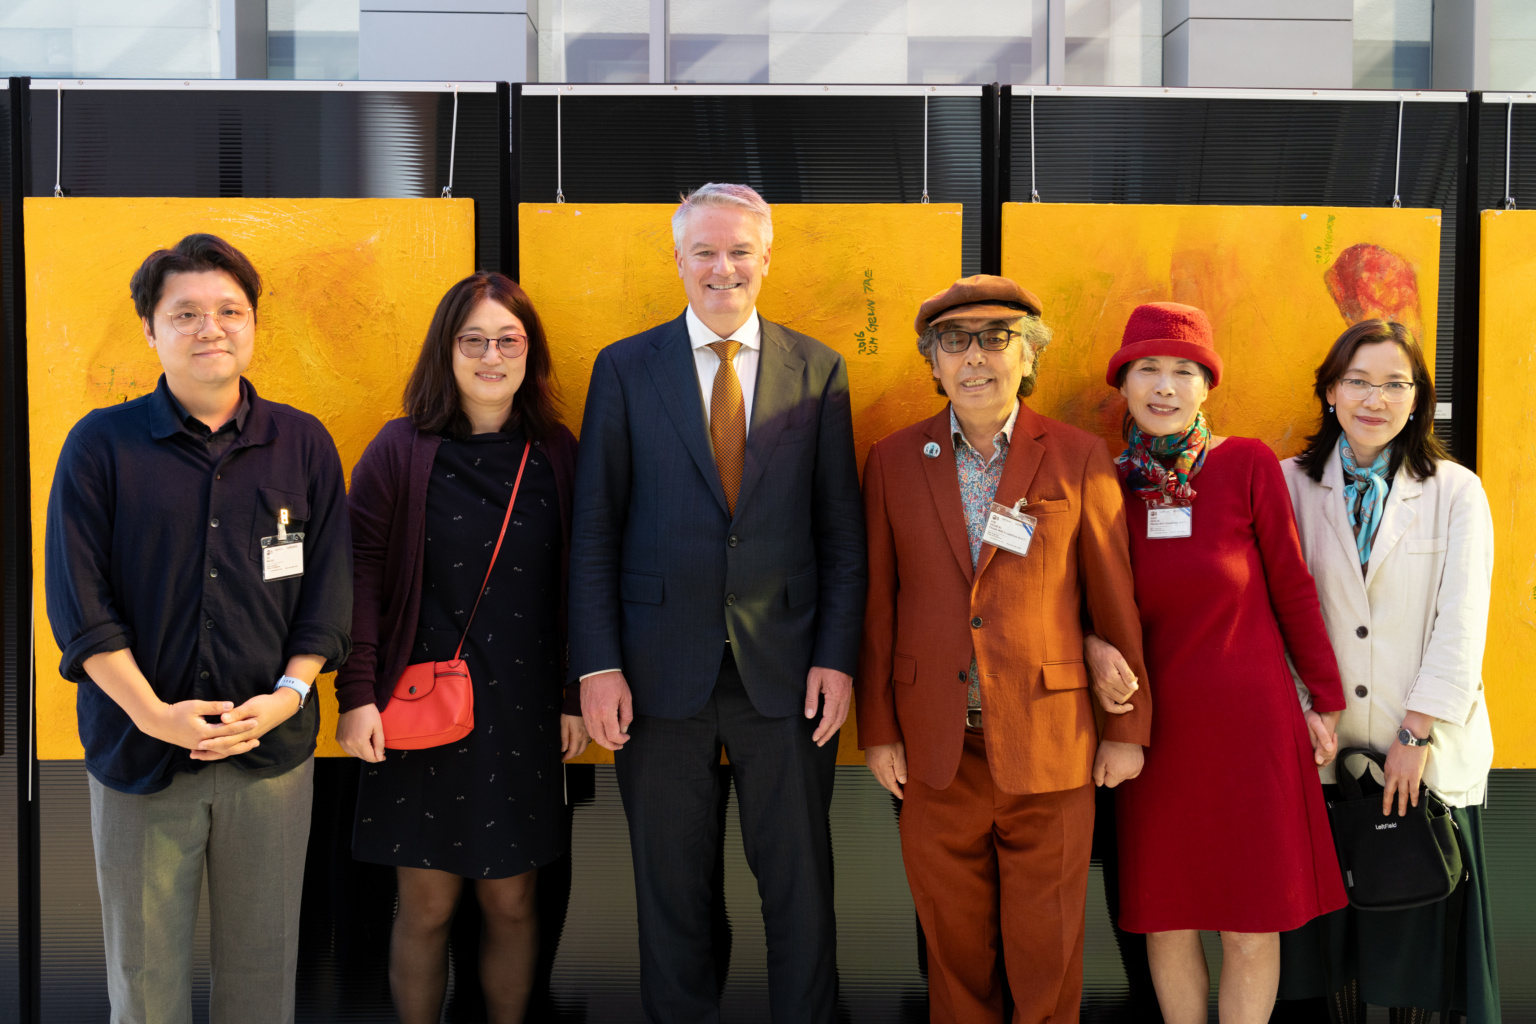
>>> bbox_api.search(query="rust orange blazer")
[856,403,1152,795]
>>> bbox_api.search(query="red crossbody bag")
[380,440,532,750]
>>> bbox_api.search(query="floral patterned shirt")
[951,401,1020,710]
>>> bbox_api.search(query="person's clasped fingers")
[195,718,261,748]
[197,729,260,753]
[189,700,236,718]
[206,714,261,735]
[193,736,259,759]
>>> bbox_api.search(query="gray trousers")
[89,757,314,1024]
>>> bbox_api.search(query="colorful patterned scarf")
[1116,411,1211,506]
[1340,435,1392,570]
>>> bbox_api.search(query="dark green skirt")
[1277,790,1501,1024]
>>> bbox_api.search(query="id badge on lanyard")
[1145,502,1193,539]
[261,508,305,581]
[982,498,1039,557]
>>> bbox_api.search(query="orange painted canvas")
[1001,203,1441,459]
[1478,208,1536,768]
[26,197,477,759]
[520,202,964,763]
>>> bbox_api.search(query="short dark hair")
[1294,319,1451,483]
[403,271,562,441]
[130,233,262,334]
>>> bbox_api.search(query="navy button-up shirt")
[45,376,353,794]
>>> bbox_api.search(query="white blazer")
[1282,448,1495,806]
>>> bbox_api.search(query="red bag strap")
[452,440,532,661]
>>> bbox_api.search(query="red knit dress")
[1115,437,1348,934]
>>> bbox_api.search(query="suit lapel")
[1365,471,1422,588]
[975,405,1045,581]
[644,313,729,516]
[920,410,976,585]
[1320,448,1367,586]
[734,322,805,519]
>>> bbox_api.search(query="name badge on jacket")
[982,500,1038,557]
[1145,504,1193,539]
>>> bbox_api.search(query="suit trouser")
[901,728,1094,1024]
[615,648,840,1024]
[88,757,314,1024]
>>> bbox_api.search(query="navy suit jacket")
[569,311,866,720]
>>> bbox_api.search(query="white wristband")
[274,675,312,709]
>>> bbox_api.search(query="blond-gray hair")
[671,183,774,247]
[918,314,1054,398]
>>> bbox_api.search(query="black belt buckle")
[965,708,983,729]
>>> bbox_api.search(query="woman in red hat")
[1086,302,1348,1024]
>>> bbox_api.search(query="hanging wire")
[555,92,566,203]
[1391,97,1404,209]
[1505,98,1518,211]
[1030,92,1040,203]
[440,85,459,198]
[54,84,64,197]
[920,93,930,203]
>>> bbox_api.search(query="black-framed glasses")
[164,306,252,336]
[936,328,1019,353]
[456,334,528,359]
[1338,378,1416,404]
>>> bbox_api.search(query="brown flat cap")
[914,275,1043,335]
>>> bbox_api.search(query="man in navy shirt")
[44,233,352,1024]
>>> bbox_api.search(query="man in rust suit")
[856,275,1152,1023]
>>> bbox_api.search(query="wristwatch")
[274,675,313,709]
[1396,725,1432,747]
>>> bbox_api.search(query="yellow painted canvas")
[1478,208,1536,768]
[520,202,964,763]
[1002,203,1441,458]
[26,197,477,760]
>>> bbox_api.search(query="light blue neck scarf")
[1340,436,1392,570]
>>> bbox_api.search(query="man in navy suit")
[569,183,866,1023]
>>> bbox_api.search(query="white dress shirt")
[687,305,762,436]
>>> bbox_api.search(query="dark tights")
[390,865,540,1024]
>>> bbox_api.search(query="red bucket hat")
[1104,302,1223,388]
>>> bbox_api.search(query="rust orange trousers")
[899,728,1095,1024]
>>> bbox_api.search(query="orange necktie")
[707,340,746,515]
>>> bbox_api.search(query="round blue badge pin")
[923,442,941,458]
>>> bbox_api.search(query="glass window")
[1353,0,1432,89]
[1491,0,1536,91]
[907,38,1031,85]
[0,0,221,78]
[541,0,650,83]
[906,0,1033,85]
[535,0,1040,84]
[669,0,766,82]
[1065,0,1161,87]
[268,0,359,80]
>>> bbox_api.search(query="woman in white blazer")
[1276,319,1499,1024]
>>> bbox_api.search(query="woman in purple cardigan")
[335,271,588,1024]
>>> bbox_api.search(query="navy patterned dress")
[352,429,566,879]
